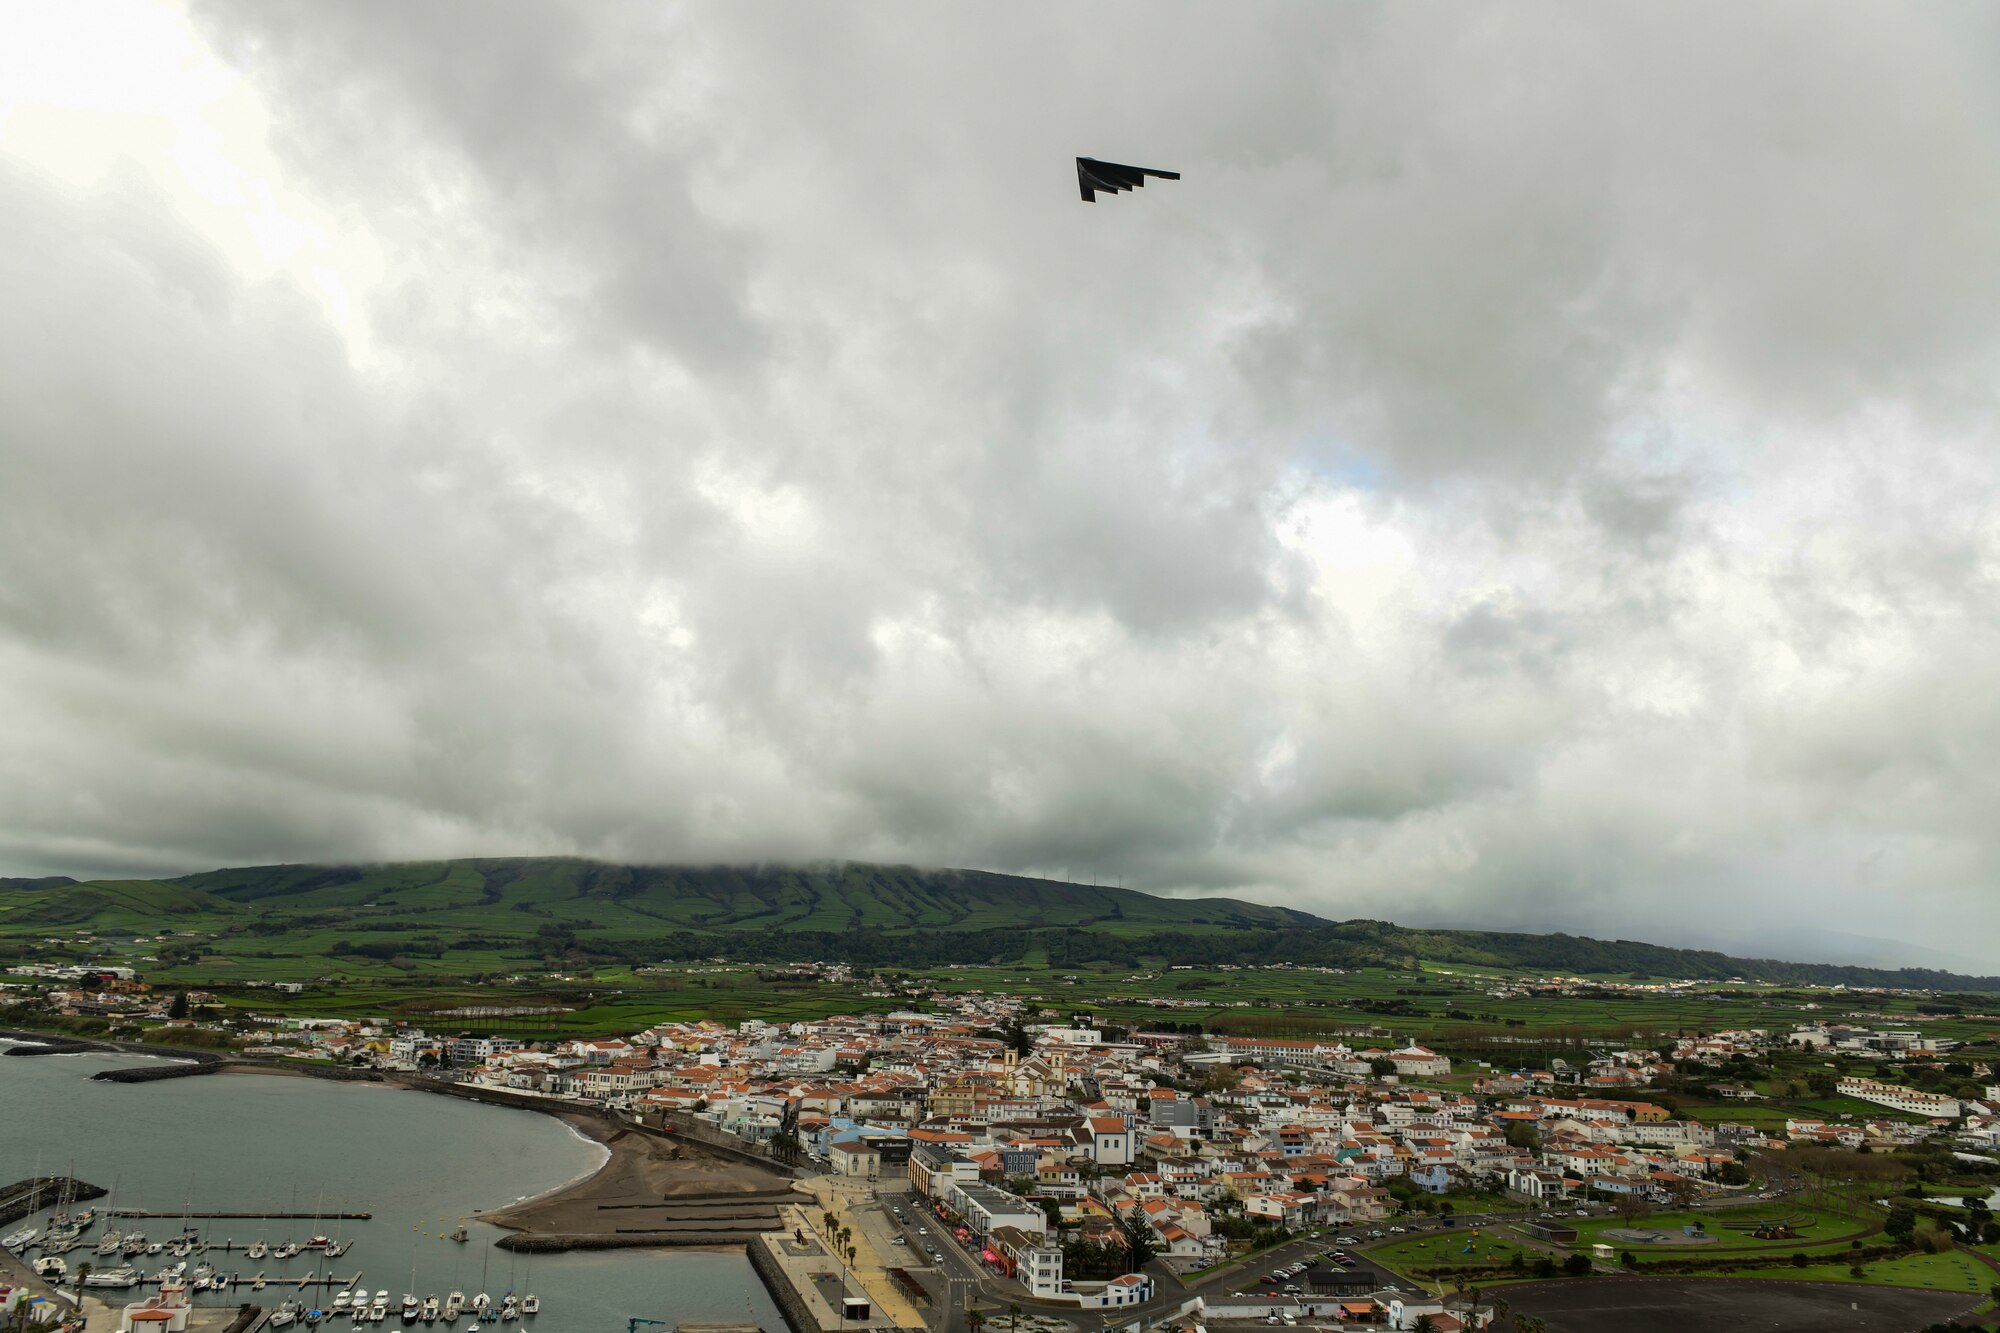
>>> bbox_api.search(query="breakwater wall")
[498,1232,766,1252]
[1,1035,93,1056]
[0,1178,107,1228]
[92,1061,218,1083]
[0,1027,228,1065]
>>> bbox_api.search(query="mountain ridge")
[2,857,1994,991]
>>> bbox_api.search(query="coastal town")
[8,959,2000,1333]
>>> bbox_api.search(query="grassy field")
[7,860,2000,1048]
[9,937,2000,1050]
[1570,1203,1863,1255]
[1370,1230,1541,1275]
[1729,1248,1994,1294]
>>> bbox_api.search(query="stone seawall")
[748,1235,821,1333]
[656,1111,809,1178]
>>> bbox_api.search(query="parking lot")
[1197,1230,1413,1318]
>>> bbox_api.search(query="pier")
[197,1240,355,1253]
[111,1210,373,1220]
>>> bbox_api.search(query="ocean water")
[0,1044,783,1332]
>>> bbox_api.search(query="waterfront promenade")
[783,1180,927,1329]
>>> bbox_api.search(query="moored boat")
[518,1295,537,1317]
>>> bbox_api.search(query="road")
[844,1185,1789,1330]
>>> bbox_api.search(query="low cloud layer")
[5,2,1999,966]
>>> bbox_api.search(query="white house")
[1089,1116,1134,1167]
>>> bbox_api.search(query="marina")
[0,1046,786,1331]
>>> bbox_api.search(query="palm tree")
[1490,1294,1510,1328]
[968,1311,988,1333]
[1007,1302,1022,1333]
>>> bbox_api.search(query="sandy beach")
[474,1110,798,1244]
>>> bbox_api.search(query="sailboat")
[470,1242,492,1316]
[517,1252,537,1317]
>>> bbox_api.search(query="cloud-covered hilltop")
[6,858,1996,991]
[4,5,2000,963]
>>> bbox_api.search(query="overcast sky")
[5,3,1999,968]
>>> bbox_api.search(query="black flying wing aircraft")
[1076,157,1180,203]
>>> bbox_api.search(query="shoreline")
[4,1025,806,1255]
[472,1105,802,1249]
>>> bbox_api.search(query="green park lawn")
[1370,1230,1540,1276]
[1570,1203,1860,1255]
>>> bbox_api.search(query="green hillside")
[172,858,1318,932]
[0,878,240,932]
[1,857,1994,994]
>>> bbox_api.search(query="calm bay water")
[0,1045,782,1333]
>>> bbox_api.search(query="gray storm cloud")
[3,1,1999,966]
